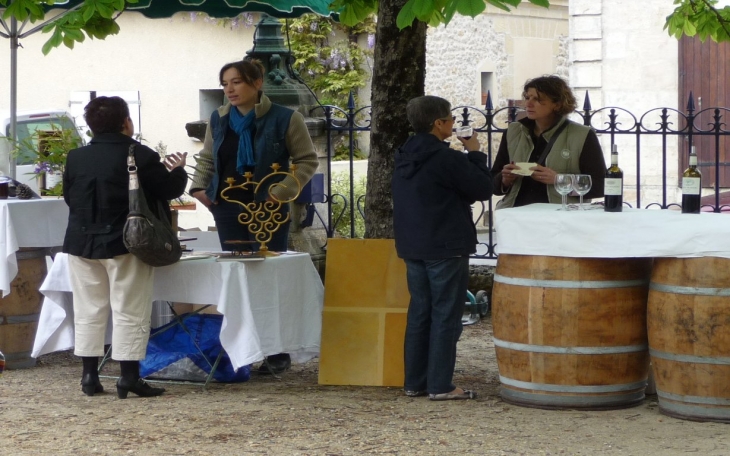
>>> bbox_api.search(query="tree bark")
[364,0,427,239]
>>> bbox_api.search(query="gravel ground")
[2,319,729,455]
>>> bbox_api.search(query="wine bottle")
[604,144,623,212]
[681,146,702,214]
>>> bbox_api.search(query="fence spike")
[583,91,592,111]
[686,91,695,112]
[485,91,493,110]
[348,91,355,110]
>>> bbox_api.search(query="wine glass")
[456,125,473,140]
[572,174,593,210]
[554,174,575,211]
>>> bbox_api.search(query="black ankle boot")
[80,356,103,396]
[116,377,165,399]
[117,360,165,399]
[81,373,104,396]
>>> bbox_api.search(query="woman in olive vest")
[190,59,318,375]
[491,75,606,209]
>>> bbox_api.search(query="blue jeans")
[403,256,469,395]
[211,200,290,252]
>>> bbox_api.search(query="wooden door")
[679,36,730,190]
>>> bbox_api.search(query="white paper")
[511,162,538,176]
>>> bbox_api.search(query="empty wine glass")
[554,174,575,211]
[572,174,593,210]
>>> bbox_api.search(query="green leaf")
[529,0,550,8]
[82,6,95,22]
[455,0,487,17]
[412,0,435,17]
[397,0,419,29]
[485,0,513,13]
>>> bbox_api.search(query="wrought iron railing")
[311,92,730,260]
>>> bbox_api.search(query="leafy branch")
[0,0,138,54]
[329,0,549,29]
[665,0,730,42]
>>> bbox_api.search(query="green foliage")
[0,0,137,54]
[329,0,550,29]
[333,135,368,161]
[330,171,366,238]
[12,123,81,196]
[287,13,375,107]
[665,0,730,42]
[287,13,374,160]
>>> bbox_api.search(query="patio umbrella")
[1,0,335,178]
[128,0,334,19]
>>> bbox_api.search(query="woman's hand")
[458,132,480,152]
[192,189,214,209]
[529,164,557,186]
[164,152,187,170]
[500,161,519,188]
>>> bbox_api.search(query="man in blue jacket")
[392,95,493,401]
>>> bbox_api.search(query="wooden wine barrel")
[648,256,730,423]
[492,254,652,409]
[0,248,47,369]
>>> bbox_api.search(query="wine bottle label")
[604,178,623,196]
[682,177,701,195]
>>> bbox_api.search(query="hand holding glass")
[554,174,575,211]
[572,174,592,210]
[455,125,473,140]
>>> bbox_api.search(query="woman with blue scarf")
[190,59,318,374]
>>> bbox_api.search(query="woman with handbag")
[189,59,318,375]
[62,96,188,398]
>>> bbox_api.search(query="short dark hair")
[84,96,130,135]
[219,59,265,86]
[523,75,577,117]
[406,96,451,133]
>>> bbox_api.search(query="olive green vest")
[496,117,591,209]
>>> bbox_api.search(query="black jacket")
[392,133,493,260]
[62,133,188,259]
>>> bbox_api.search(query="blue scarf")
[228,107,256,174]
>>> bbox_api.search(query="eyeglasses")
[437,116,456,122]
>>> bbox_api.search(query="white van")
[0,109,85,194]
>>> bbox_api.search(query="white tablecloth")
[0,198,68,297]
[32,252,324,370]
[494,203,730,258]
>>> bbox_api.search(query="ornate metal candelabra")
[219,164,302,256]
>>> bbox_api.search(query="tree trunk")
[364,0,427,239]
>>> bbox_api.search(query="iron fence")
[310,92,730,260]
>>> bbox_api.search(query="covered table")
[492,204,730,411]
[32,252,324,370]
[0,198,68,296]
[0,198,68,368]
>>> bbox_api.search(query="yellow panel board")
[318,310,381,385]
[319,239,410,386]
[382,312,407,386]
[324,239,409,310]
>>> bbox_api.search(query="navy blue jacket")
[204,104,293,203]
[392,133,493,260]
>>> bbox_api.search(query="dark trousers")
[403,256,469,395]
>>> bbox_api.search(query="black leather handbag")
[122,145,182,267]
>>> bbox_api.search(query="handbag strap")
[536,120,569,166]
[126,144,141,191]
